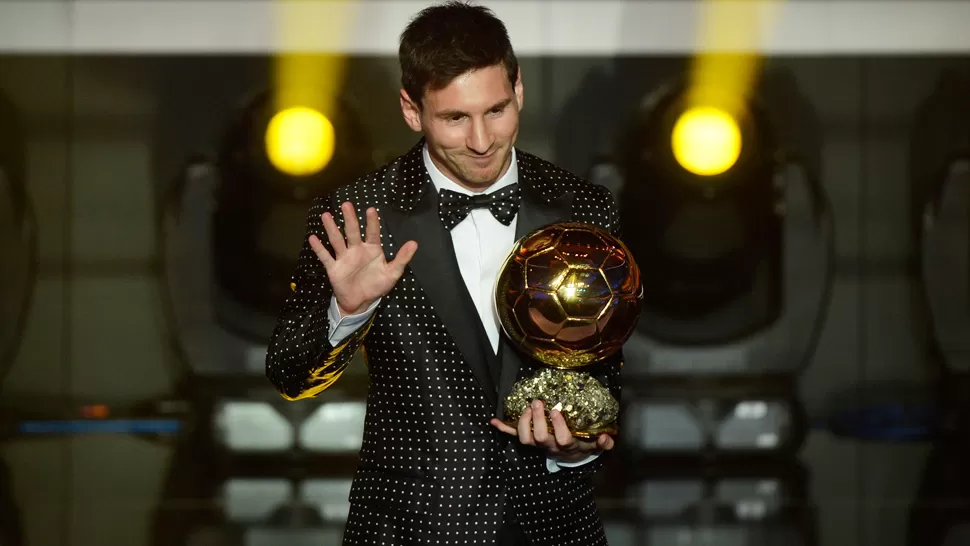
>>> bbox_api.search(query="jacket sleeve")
[265,194,375,400]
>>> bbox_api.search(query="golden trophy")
[495,221,642,438]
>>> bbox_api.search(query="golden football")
[494,221,642,369]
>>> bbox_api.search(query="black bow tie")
[437,184,520,230]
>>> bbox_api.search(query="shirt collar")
[423,144,518,196]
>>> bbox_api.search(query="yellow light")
[265,106,335,177]
[671,106,742,176]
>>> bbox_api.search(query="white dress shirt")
[326,145,598,473]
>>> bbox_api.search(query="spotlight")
[603,74,832,378]
[618,81,781,340]
[671,105,743,176]
[211,89,376,338]
[264,106,336,177]
[160,88,377,376]
[625,82,768,194]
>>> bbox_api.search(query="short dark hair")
[399,1,519,107]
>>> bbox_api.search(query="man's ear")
[400,89,422,132]
[514,67,524,112]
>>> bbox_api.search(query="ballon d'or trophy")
[495,221,642,438]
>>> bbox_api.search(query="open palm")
[309,201,418,316]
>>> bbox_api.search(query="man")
[266,2,623,544]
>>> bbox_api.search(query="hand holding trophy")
[495,221,643,438]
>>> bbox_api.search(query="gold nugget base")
[502,419,618,439]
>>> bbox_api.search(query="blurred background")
[1,1,970,545]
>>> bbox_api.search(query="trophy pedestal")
[502,368,619,439]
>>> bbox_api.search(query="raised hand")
[309,201,418,317]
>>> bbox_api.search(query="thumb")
[388,240,418,275]
[596,434,615,451]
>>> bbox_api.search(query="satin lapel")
[494,158,574,417]
[383,170,499,409]
[514,190,573,240]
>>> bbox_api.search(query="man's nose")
[467,118,494,154]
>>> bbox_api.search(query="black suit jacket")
[266,140,623,546]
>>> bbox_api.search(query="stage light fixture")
[211,399,365,454]
[624,82,767,194]
[617,81,783,343]
[160,87,377,377]
[265,106,336,177]
[600,459,815,546]
[618,377,807,457]
[671,105,742,177]
[211,90,376,327]
[603,74,832,379]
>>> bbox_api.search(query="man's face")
[401,64,523,192]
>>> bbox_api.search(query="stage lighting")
[211,90,376,329]
[160,89,377,377]
[602,75,832,377]
[124,381,367,545]
[618,82,778,332]
[0,91,35,387]
[618,376,807,458]
[600,459,815,546]
[221,476,354,529]
[623,82,767,193]
[265,106,336,177]
[911,70,970,374]
[146,392,365,546]
[212,398,365,454]
[671,106,742,176]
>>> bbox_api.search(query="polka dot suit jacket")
[266,139,624,546]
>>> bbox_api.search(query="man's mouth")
[468,150,497,164]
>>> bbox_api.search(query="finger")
[549,410,574,449]
[517,407,535,446]
[364,207,381,243]
[321,212,346,257]
[308,234,335,269]
[341,202,362,245]
[388,240,419,275]
[531,401,553,448]
[597,434,615,451]
[489,418,518,436]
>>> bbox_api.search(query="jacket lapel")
[382,141,499,408]
[495,151,574,417]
